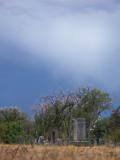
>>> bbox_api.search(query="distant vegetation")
[0,87,120,145]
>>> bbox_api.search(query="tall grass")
[0,145,119,160]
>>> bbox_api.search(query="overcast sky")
[0,0,120,112]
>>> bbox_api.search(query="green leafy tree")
[74,88,112,137]
[93,118,109,144]
[0,107,27,122]
[0,107,31,144]
[0,121,25,143]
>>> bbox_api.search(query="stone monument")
[72,118,86,141]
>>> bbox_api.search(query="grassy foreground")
[0,145,120,160]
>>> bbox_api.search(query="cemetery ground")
[0,144,120,160]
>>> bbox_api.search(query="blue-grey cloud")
[0,0,120,94]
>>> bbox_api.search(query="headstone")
[72,118,86,141]
[73,119,78,141]
[38,136,44,144]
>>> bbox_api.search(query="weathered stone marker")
[72,118,86,141]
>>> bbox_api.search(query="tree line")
[0,87,120,145]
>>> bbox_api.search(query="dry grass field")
[0,145,120,160]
